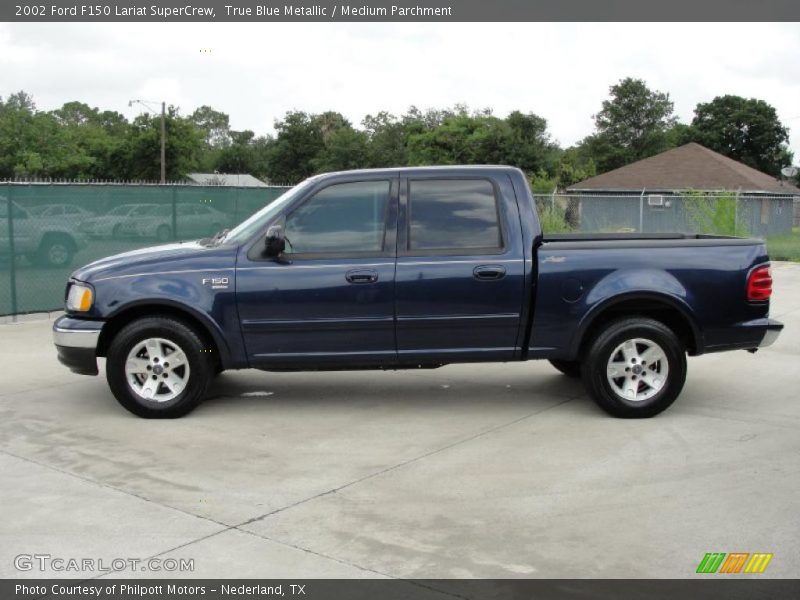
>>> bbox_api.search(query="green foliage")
[263,111,324,183]
[689,95,793,176]
[362,111,408,167]
[535,196,574,233]
[123,107,205,180]
[582,77,677,173]
[538,207,573,234]
[556,147,597,187]
[680,190,749,236]
[766,228,800,262]
[1,84,793,191]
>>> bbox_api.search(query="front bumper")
[53,316,104,376]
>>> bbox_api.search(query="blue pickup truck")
[52,166,783,418]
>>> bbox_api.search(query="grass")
[767,227,800,262]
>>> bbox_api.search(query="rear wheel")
[581,317,686,418]
[106,317,213,418]
[548,359,581,378]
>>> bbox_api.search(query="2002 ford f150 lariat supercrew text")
[52,166,783,418]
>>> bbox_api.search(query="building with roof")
[186,173,268,187]
[566,143,798,236]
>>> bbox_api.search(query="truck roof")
[311,165,525,180]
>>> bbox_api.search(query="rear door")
[236,175,399,367]
[395,174,525,362]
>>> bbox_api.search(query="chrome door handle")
[473,265,506,280]
[345,269,379,284]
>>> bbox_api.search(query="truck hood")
[71,241,237,283]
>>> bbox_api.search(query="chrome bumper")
[53,326,101,349]
[758,318,783,348]
[52,316,103,375]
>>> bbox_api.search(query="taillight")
[747,264,773,302]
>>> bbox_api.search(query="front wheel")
[106,317,213,418]
[581,317,686,418]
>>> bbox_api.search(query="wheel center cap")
[632,364,643,375]
[152,365,164,375]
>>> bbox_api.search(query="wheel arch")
[573,292,702,359]
[97,301,229,370]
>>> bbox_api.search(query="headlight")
[66,283,94,312]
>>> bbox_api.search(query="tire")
[156,225,171,242]
[34,234,75,268]
[581,317,686,418]
[106,317,213,418]
[549,359,581,378]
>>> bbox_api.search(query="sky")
[1,22,799,161]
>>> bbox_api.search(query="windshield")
[222,179,316,244]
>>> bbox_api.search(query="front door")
[394,175,525,363]
[236,176,398,367]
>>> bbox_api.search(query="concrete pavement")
[0,262,798,579]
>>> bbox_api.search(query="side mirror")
[264,224,286,257]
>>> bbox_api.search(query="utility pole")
[160,101,166,184]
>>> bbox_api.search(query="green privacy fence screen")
[0,182,290,316]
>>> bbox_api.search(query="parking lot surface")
[1,263,798,579]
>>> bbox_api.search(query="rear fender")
[571,268,701,356]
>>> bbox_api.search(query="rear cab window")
[406,178,504,254]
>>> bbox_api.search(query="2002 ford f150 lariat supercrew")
[52,166,783,418]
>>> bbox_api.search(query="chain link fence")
[533,192,796,238]
[2,185,796,316]
[1,182,289,316]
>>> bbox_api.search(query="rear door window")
[408,179,502,251]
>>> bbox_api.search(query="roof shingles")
[568,143,799,194]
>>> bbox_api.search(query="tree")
[50,101,129,179]
[0,93,99,178]
[583,77,677,172]
[689,95,793,176]
[122,107,205,180]
[264,111,324,183]
[313,125,369,172]
[362,111,408,167]
[190,105,231,147]
[504,111,560,175]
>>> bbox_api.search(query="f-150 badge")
[202,277,229,290]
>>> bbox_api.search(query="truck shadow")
[201,368,588,414]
